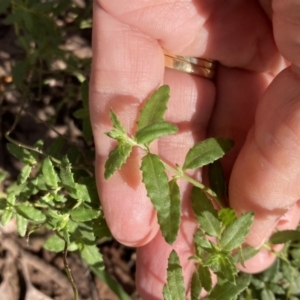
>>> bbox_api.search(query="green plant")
[2,1,300,299]
[105,85,300,300]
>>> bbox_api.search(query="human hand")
[89,0,300,299]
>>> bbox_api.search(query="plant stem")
[129,139,224,208]
[56,231,79,300]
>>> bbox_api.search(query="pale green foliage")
[163,250,186,300]
[182,138,234,171]
[141,153,179,244]
[137,85,170,130]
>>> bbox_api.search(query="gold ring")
[164,50,217,79]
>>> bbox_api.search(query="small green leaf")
[7,143,36,165]
[80,244,104,268]
[109,109,127,135]
[218,208,237,227]
[269,230,300,244]
[1,208,13,226]
[261,289,275,300]
[198,264,212,292]
[219,212,254,252]
[73,108,89,119]
[18,165,32,184]
[183,138,234,171]
[17,214,27,237]
[205,274,251,300]
[206,253,237,284]
[73,183,91,202]
[191,268,202,300]
[164,179,181,244]
[135,121,178,145]
[15,205,46,222]
[138,85,170,130]
[194,228,212,251]
[191,187,221,237]
[70,207,100,222]
[44,234,65,252]
[59,156,75,188]
[162,250,185,300]
[208,159,227,201]
[141,154,178,244]
[42,157,59,188]
[104,144,132,180]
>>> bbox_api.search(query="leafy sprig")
[104,85,256,298]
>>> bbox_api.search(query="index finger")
[90,5,164,246]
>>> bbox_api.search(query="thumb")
[229,66,300,251]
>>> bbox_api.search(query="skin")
[89,0,300,298]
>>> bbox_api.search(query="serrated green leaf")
[1,208,13,226]
[60,156,75,188]
[104,144,132,180]
[18,165,32,184]
[80,244,104,268]
[194,228,212,252]
[7,143,36,165]
[137,85,170,130]
[73,183,91,203]
[198,264,212,292]
[70,207,100,222]
[43,234,65,252]
[208,159,226,201]
[269,230,300,244]
[162,250,185,300]
[42,157,59,188]
[165,179,181,244]
[135,121,178,145]
[191,267,202,300]
[218,208,237,227]
[183,138,234,171]
[191,187,221,237]
[207,253,237,284]
[141,154,179,244]
[219,212,254,252]
[109,110,127,134]
[205,274,251,300]
[15,205,46,222]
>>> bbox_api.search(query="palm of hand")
[90,1,300,298]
